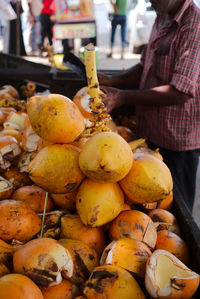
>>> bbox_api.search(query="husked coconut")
[145,249,200,299]
[13,238,73,287]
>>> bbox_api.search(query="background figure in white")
[0,0,16,53]
[22,0,42,55]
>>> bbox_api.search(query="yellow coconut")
[60,214,106,256]
[100,238,152,276]
[79,131,133,183]
[145,249,200,299]
[120,152,173,204]
[109,209,157,250]
[76,178,124,227]
[27,93,85,143]
[28,144,85,194]
[13,238,72,286]
[83,264,146,299]
[59,238,99,283]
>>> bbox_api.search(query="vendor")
[98,0,200,212]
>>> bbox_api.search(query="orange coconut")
[143,191,173,211]
[117,126,135,142]
[109,209,157,249]
[83,264,146,299]
[60,214,106,256]
[12,185,54,213]
[0,110,6,125]
[0,273,44,299]
[145,249,200,299]
[76,178,124,227]
[0,199,41,242]
[28,144,85,194]
[148,209,180,235]
[120,152,173,204]
[79,132,133,183]
[51,191,77,210]
[59,238,99,283]
[0,239,14,277]
[100,238,152,276]
[3,167,32,189]
[40,278,78,299]
[36,138,53,151]
[27,93,85,143]
[155,230,190,265]
[13,238,71,286]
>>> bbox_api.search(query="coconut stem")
[83,43,111,136]
[40,192,48,238]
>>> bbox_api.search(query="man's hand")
[101,86,124,113]
[98,73,114,86]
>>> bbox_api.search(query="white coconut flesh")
[0,180,9,190]
[26,134,40,151]
[146,250,199,298]
[100,241,116,265]
[81,94,92,113]
[155,255,193,289]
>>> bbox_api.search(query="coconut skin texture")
[120,152,173,204]
[79,132,133,183]
[100,238,152,276]
[60,214,106,257]
[59,238,99,284]
[109,209,157,250]
[145,249,200,299]
[83,264,146,299]
[13,238,72,287]
[0,273,44,299]
[27,94,85,143]
[28,144,85,194]
[76,178,124,227]
[0,200,41,243]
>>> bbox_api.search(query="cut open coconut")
[0,136,21,170]
[145,249,200,299]
[73,86,92,119]
[13,238,74,287]
[0,176,13,200]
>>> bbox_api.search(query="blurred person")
[107,0,128,59]
[0,0,16,53]
[38,0,54,52]
[8,0,27,55]
[27,0,43,55]
[21,0,43,55]
[98,0,200,212]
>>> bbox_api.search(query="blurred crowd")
[0,0,67,56]
[0,0,134,59]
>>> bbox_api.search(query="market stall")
[52,0,97,54]
[0,51,199,298]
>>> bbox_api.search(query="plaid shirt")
[136,0,200,151]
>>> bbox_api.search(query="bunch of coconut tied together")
[0,45,199,299]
